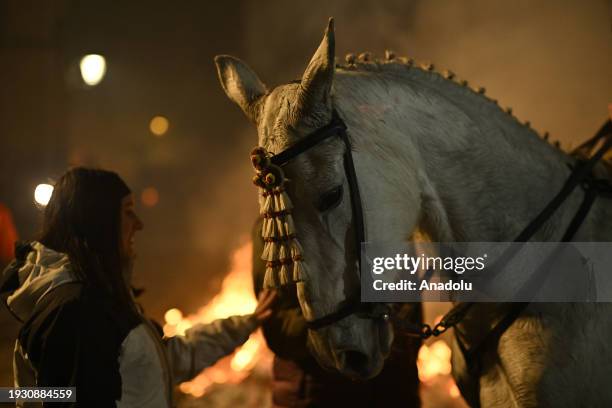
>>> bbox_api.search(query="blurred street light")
[34,184,54,206]
[79,54,106,86]
[141,187,159,207]
[149,115,169,137]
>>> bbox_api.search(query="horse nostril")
[342,350,370,374]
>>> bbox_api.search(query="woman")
[0,167,276,407]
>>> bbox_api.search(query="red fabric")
[0,203,18,266]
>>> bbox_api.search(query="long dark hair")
[39,167,135,311]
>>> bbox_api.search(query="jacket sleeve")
[164,314,258,384]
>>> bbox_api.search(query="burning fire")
[163,240,272,397]
[417,327,463,403]
[417,339,452,382]
[163,239,462,403]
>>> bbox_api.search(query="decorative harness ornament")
[251,148,305,288]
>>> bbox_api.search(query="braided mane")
[334,51,564,150]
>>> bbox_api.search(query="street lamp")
[34,184,54,207]
[79,54,106,86]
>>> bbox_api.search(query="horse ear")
[299,18,335,112]
[215,55,267,123]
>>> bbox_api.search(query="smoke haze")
[0,0,610,321]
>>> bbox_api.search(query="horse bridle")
[266,109,392,330]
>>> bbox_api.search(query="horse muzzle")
[307,314,393,380]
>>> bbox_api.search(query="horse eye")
[315,185,343,212]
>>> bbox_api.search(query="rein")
[425,118,612,341]
[253,111,612,335]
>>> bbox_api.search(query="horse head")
[215,20,426,379]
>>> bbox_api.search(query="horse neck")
[334,69,576,242]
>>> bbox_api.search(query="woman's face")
[120,194,144,261]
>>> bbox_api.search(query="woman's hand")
[253,289,277,323]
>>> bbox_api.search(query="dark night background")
[0,0,610,393]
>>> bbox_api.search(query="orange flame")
[417,337,465,405]
[165,239,462,402]
[163,240,272,397]
[417,340,452,383]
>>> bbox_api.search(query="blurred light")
[449,382,461,398]
[164,308,183,325]
[417,340,452,382]
[34,184,54,206]
[149,116,169,137]
[79,54,106,86]
[230,337,260,372]
[176,320,192,336]
[141,187,159,207]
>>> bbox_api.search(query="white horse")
[216,19,612,407]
